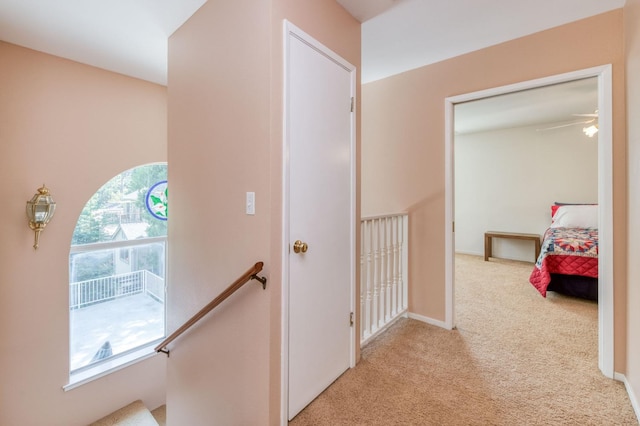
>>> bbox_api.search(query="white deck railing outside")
[360,213,408,345]
[70,270,164,309]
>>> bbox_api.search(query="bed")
[529,204,598,301]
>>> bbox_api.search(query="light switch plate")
[246,192,255,215]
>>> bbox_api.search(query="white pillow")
[550,205,598,228]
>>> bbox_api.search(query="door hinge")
[350,97,354,112]
[350,312,354,326]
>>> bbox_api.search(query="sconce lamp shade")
[26,185,56,249]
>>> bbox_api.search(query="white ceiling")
[336,0,614,134]
[0,0,625,86]
[335,0,399,22]
[358,0,626,83]
[0,0,620,133]
[0,0,206,85]
[454,77,598,134]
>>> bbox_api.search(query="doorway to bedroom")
[445,66,614,378]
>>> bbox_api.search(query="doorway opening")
[444,65,614,378]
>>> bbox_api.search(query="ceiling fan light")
[583,124,598,137]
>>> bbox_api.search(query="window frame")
[67,164,169,387]
[66,236,167,389]
[70,235,167,255]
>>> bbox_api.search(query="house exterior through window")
[69,163,167,379]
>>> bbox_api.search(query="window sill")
[63,344,159,391]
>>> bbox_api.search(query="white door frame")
[280,20,357,425]
[444,65,614,378]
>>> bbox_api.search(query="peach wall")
[166,0,272,424]
[167,0,359,424]
[0,42,167,425]
[362,11,627,370]
[625,0,640,414]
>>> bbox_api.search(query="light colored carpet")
[151,405,166,426]
[290,254,637,425]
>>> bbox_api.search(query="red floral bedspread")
[529,227,598,297]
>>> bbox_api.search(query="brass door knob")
[293,240,308,254]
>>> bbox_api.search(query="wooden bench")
[484,231,541,263]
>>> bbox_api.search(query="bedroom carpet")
[289,254,637,425]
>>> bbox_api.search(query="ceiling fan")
[537,110,599,137]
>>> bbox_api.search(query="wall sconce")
[26,185,56,249]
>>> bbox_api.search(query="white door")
[284,22,355,420]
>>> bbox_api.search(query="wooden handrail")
[155,261,267,356]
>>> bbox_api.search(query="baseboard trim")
[454,250,483,257]
[407,312,451,330]
[618,373,640,422]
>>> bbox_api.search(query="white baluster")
[365,220,372,339]
[379,219,384,321]
[371,219,379,332]
[377,218,385,328]
[392,216,400,316]
[377,218,384,327]
[398,215,405,312]
[379,217,385,323]
[360,220,366,342]
[384,216,391,322]
[387,216,398,318]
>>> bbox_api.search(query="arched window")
[68,164,167,381]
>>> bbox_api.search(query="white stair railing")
[360,213,408,345]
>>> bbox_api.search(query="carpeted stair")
[89,400,165,426]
